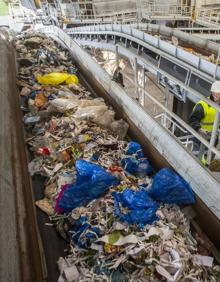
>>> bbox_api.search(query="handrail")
[41,1,191,23]
[82,33,220,163]
[67,24,220,80]
[74,36,220,156]
[123,71,220,161]
[155,113,188,135]
[196,7,220,28]
[69,25,220,112]
[72,35,220,160]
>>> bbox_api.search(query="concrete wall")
[202,0,220,5]
[92,0,136,16]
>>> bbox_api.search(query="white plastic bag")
[78,98,105,108]
[93,109,115,127]
[74,105,108,121]
[110,119,129,139]
[50,98,79,113]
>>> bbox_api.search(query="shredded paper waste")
[15,31,220,282]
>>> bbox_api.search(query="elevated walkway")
[67,23,220,96]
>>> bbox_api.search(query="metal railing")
[98,44,220,165]
[122,64,220,165]
[67,24,220,80]
[155,113,194,150]
[155,113,188,135]
[37,25,220,166]
[40,0,192,24]
[178,27,220,34]
[8,2,36,23]
[141,2,191,18]
[196,7,220,27]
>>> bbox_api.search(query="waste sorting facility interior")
[2,2,220,280]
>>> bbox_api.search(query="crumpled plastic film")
[49,97,79,112]
[36,72,79,86]
[114,188,158,225]
[74,105,108,120]
[126,141,144,158]
[55,160,119,213]
[121,157,153,177]
[149,168,195,205]
[110,119,129,139]
[121,141,153,177]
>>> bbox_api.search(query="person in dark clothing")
[189,81,220,162]
[189,82,220,135]
[112,66,125,87]
[189,94,215,133]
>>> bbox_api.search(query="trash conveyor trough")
[1,27,220,281]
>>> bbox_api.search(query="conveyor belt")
[1,25,220,281]
[68,23,220,54]
[66,24,220,99]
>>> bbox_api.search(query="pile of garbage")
[171,36,217,64]
[16,31,220,282]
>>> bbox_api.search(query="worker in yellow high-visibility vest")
[189,81,220,163]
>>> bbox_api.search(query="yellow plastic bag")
[36,72,79,86]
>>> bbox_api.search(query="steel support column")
[115,45,119,68]
[134,57,138,100]
[207,111,220,164]
[139,67,145,106]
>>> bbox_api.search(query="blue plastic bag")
[55,160,120,213]
[69,216,101,248]
[113,189,158,225]
[121,157,153,177]
[122,141,153,177]
[149,168,195,205]
[126,141,144,159]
